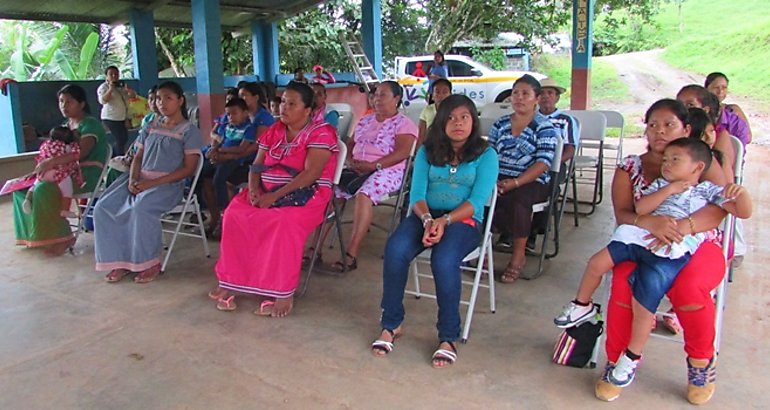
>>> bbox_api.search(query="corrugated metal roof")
[0,0,323,30]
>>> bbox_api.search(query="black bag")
[552,305,603,368]
[338,168,374,195]
[252,163,318,208]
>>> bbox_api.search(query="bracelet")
[422,217,434,228]
[687,216,696,234]
[444,213,452,225]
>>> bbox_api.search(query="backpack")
[552,304,603,368]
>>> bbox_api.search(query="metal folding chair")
[327,103,353,141]
[406,192,498,343]
[563,110,607,216]
[160,151,210,273]
[71,146,113,237]
[369,137,419,236]
[301,140,348,296]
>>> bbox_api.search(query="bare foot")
[271,296,294,318]
[134,264,161,284]
[44,237,76,256]
[105,269,130,283]
[207,287,228,300]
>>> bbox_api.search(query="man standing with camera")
[97,66,135,156]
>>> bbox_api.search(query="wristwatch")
[375,162,383,171]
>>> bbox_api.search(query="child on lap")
[554,138,752,387]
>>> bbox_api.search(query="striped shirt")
[488,111,558,184]
[541,108,580,148]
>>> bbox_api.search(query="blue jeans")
[607,241,691,314]
[199,158,240,208]
[380,213,481,342]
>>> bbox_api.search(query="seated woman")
[595,99,728,405]
[372,94,498,368]
[311,83,340,128]
[209,82,338,317]
[489,75,558,283]
[94,81,203,284]
[705,72,751,145]
[417,78,452,145]
[13,84,109,255]
[328,80,417,271]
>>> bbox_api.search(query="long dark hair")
[285,81,315,109]
[424,94,487,166]
[239,81,267,109]
[157,81,189,119]
[705,72,729,88]
[379,80,403,108]
[688,107,723,165]
[645,98,688,124]
[57,84,91,114]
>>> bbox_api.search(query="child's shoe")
[609,352,640,387]
[687,356,716,405]
[554,301,598,328]
[595,362,623,402]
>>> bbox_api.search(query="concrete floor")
[1,139,768,409]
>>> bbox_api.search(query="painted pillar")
[129,8,159,95]
[251,21,280,83]
[570,0,594,110]
[0,82,24,154]
[361,0,383,79]
[191,0,225,140]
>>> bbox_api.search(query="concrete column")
[129,8,159,95]
[0,82,24,154]
[570,0,594,110]
[191,0,225,140]
[251,21,280,83]
[361,0,383,79]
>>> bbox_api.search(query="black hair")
[513,74,542,96]
[238,82,266,108]
[104,65,119,75]
[294,67,305,74]
[225,97,249,112]
[157,81,189,119]
[434,50,445,65]
[57,84,91,114]
[666,137,713,173]
[644,98,689,125]
[236,80,248,89]
[705,72,729,88]
[225,87,239,98]
[312,82,327,95]
[432,78,453,94]
[688,107,723,165]
[379,80,403,107]
[147,85,158,96]
[424,94,487,166]
[284,81,315,109]
[271,96,282,104]
[49,126,77,144]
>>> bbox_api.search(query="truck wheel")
[495,91,511,103]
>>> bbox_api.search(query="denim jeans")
[102,119,129,156]
[199,159,241,208]
[380,213,481,342]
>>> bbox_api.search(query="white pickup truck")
[395,54,545,114]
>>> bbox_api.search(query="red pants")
[605,242,725,362]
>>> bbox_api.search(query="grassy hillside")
[655,0,770,107]
[533,54,630,110]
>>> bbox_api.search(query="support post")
[252,22,279,83]
[0,83,24,154]
[129,8,159,95]
[191,0,225,141]
[361,0,383,79]
[570,0,594,110]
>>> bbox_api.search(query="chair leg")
[486,240,496,313]
[194,198,210,257]
[571,169,579,226]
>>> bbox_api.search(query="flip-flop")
[431,342,457,368]
[216,295,237,312]
[134,266,161,284]
[500,264,523,283]
[208,288,228,300]
[254,300,274,316]
[105,269,130,283]
[330,252,358,273]
[371,328,402,356]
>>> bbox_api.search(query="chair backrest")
[729,135,744,183]
[595,110,624,130]
[327,103,353,141]
[186,151,205,202]
[480,190,499,242]
[563,110,607,142]
[551,135,564,174]
[333,139,347,185]
[479,103,510,137]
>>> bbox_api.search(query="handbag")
[552,304,603,368]
[251,163,318,208]
[338,168,374,195]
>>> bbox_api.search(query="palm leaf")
[76,32,99,79]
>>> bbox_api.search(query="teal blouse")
[409,146,499,223]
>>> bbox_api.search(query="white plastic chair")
[525,135,564,280]
[160,151,210,273]
[301,140,348,296]
[479,103,511,138]
[593,110,625,167]
[563,110,607,216]
[327,103,353,141]
[406,192,498,343]
[71,145,113,236]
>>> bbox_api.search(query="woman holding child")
[94,81,203,283]
[372,94,498,367]
[209,82,338,317]
[592,99,734,404]
[13,84,109,255]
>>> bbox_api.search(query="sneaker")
[22,198,32,214]
[609,353,640,387]
[595,362,622,402]
[525,234,537,253]
[687,357,716,405]
[554,301,597,328]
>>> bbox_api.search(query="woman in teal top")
[372,94,498,368]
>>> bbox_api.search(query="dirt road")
[599,49,769,144]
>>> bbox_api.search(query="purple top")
[717,108,750,146]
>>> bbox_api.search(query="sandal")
[208,288,228,300]
[254,300,274,316]
[431,341,458,368]
[371,328,402,356]
[331,252,358,273]
[134,265,161,284]
[216,295,237,311]
[500,263,523,283]
[301,247,323,267]
[661,309,682,335]
[105,269,130,283]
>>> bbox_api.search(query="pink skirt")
[215,188,331,298]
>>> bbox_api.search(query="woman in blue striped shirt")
[372,94,499,368]
[488,75,558,283]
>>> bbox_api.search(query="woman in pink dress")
[209,82,339,317]
[329,80,417,272]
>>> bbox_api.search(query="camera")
[112,81,125,88]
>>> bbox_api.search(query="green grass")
[655,0,770,108]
